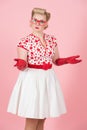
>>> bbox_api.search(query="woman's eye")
[33,18,37,22]
[40,20,45,24]
[34,19,37,21]
[40,20,44,24]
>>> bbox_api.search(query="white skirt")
[7,67,67,119]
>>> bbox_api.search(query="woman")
[7,7,82,130]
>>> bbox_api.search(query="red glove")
[55,55,82,66]
[14,58,27,70]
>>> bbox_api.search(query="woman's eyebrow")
[33,18,45,21]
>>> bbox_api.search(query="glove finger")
[71,55,80,59]
[70,59,82,64]
[14,63,17,66]
[70,56,80,61]
[14,58,18,61]
[73,61,81,63]
[76,59,82,62]
[74,55,80,58]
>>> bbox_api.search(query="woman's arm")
[14,47,28,70]
[17,47,28,62]
[52,45,60,64]
[52,45,82,66]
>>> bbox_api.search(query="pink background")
[0,0,87,130]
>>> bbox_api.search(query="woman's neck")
[32,31,44,39]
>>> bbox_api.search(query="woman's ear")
[44,25,48,29]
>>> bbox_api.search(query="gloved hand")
[14,58,27,70]
[55,55,82,66]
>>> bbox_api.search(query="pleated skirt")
[7,67,67,119]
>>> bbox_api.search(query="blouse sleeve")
[51,35,58,47]
[17,37,29,51]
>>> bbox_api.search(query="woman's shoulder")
[45,33,57,40]
[18,33,34,45]
[17,34,32,51]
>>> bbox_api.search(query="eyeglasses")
[31,18,47,26]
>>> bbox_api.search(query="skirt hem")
[7,110,67,119]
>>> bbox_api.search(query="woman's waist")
[28,62,52,70]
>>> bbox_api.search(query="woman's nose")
[36,21,40,26]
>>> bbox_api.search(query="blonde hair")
[31,7,51,22]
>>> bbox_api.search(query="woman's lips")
[35,26,39,29]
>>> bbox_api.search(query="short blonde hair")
[31,7,51,21]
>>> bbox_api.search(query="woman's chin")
[34,29,41,32]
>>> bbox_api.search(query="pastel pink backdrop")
[0,0,87,130]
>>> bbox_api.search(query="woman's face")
[30,13,48,33]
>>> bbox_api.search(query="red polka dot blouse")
[17,33,58,65]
